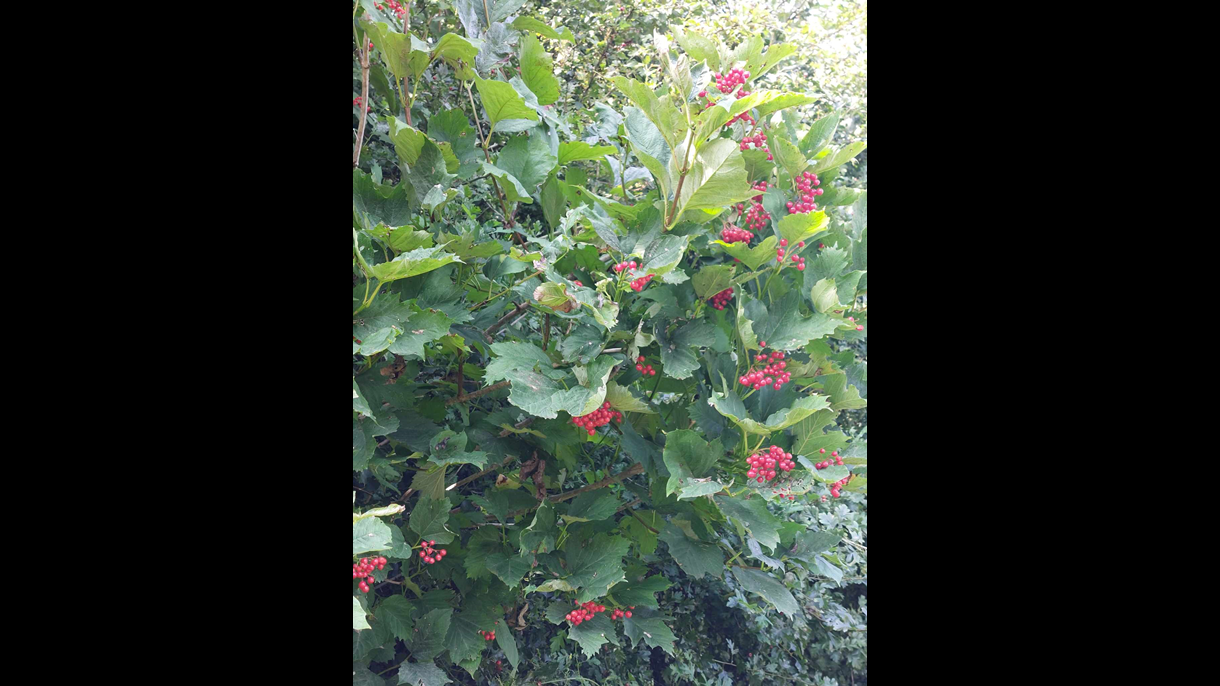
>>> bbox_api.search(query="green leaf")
[730,566,801,617]
[814,555,844,583]
[820,373,867,411]
[427,109,482,179]
[375,595,415,641]
[396,662,450,686]
[354,666,383,686]
[485,551,533,588]
[746,42,797,81]
[354,596,371,631]
[677,480,724,500]
[558,141,618,166]
[691,265,736,299]
[658,523,723,579]
[713,236,778,271]
[354,169,416,228]
[811,141,867,173]
[810,278,841,314]
[495,131,557,198]
[484,341,558,384]
[772,136,809,181]
[624,106,673,201]
[446,605,499,666]
[431,31,480,70]
[715,494,781,549]
[563,533,630,600]
[619,510,664,556]
[670,139,756,226]
[384,308,455,359]
[564,490,620,522]
[799,110,840,156]
[410,464,447,501]
[754,93,818,119]
[609,77,686,153]
[497,630,520,670]
[640,235,689,278]
[473,76,540,132]
[655,319,717,380]
[362,19,431,80]
[369,246,463,283]
[604,381,655,414]
[744,292,842,351]
[791,410,846,457]
[711,392,831,436]
[480,160,534,204]
[662,429,723,496]
[407,608,452,662]
[568,614,617,657]
[520,501,559,554]
[518,34,559,105]
[387,117,428,167]
[408,496,456,544]
[789,529,842,560]
[611,574,670,608]
[775,211,829,250]
[354,516,395,555]
[622,613,677,655]
[511,16,575,41]
[673,27,719,71]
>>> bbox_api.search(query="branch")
[483,301,530,340]
[445,380,510,406]
[352,34,371,167]
[447,453,521,494]
[628,508,659,534]
[462,462,645,526]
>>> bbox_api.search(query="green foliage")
[353,2,866,683]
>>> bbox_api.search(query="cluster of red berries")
[635,356,657,376]
[418,540,447,564]
[352,96,370,112]
[739,348,792,391]
[720,226,754,244]
[732,181,771,231]
[353,556,387,593]
[814,448,844,470]
[786,171,824,214]
[709,288,734,310]
[629,273,654,292]
[373,0,407,19]
[777,239,807,271]
[709,68,750,96]
[609,606,635,620]
[738,132,772,160]
[571,402,623,435]
[572,279,583,287]
[479,629,497,641]
[566,600,607,626]
[829,473,853,498]
[746,445,796,483]
[612,260,638,274]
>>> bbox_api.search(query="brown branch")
[628,508,659,534]
[445,380,510,406]
[353,35,371,168]
[498,417,535,437]
[483,301,530,341]
[547,462,644,504]
[461,462,645,526]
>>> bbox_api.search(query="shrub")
[352,2,867,683]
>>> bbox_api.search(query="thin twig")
[445,380,510,406]
[483,301,530,340]
[628,508,659,534]
[352,25,371,168]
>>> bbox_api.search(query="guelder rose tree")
[353,3,867,682]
